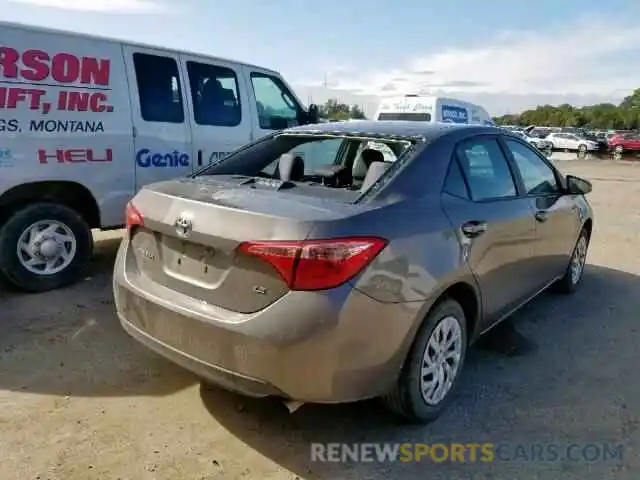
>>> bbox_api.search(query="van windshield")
[377,112,432,122]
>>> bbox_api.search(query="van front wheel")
[0,202,93,292]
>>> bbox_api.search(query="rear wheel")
[382,299,468,423]
[0,202,93,292]
[553,228,589,294]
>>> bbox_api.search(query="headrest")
[277,154,302,181]
[360,161,390,191]
[361,148,385,165]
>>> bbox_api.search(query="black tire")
[382,299,468,423]
[0,202,93,293]
[553,227,590,294]
[577,145,587,159]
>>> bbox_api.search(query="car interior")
[265,136,411,191]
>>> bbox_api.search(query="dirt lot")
[1,160,639,480]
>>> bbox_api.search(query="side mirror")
[307,104,319,124]
[566,174,592,195]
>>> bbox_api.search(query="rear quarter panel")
[305,195,478,384]
[310,195,476,304]
[0,25,134,227]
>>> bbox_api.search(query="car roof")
[283,120,500,142]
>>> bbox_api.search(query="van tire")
[0,202,93,292]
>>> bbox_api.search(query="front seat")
[290,156,305,181]
[276,154,305,181]
[353,148,385,187]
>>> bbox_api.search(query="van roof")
[0,20,280,76]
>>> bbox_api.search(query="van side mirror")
[566,174,592,195]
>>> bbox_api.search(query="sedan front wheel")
[553,228,590,294]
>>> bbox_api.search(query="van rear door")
[122,46,192,191]
[178,55,252,169]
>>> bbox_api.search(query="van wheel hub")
[17,220,77,275]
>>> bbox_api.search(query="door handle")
[535,210,548,222]
[197,150,203,167]
[461,221,488,238]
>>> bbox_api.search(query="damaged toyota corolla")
[113,120,593,423]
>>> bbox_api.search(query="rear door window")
[443,158,470,200]
[456,138,518,201]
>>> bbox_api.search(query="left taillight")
[125,202,144,231]
[237,236,388,291]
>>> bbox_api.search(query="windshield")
[377,112,432,122]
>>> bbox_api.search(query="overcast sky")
[4,0,639,116]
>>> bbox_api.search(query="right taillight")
[125,202,144,231]
[237,237,388,291]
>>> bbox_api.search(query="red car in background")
[608,132,640,154]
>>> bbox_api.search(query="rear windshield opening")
[196,133,414,194]
[377,112,432,122]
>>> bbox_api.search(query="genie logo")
[441,105,469,124]
[136,149,190,168]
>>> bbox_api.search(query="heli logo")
[38,148,113,164]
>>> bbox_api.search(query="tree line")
[318,98,367,121]
[493,88,640,130]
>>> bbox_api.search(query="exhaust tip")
[284,400,305,413]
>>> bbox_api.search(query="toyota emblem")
[174,213,193,238]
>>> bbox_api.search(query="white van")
[374,95,495,126]
[0,21,319,292]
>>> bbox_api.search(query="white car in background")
[547,133,598,153]
[511,130,553,155]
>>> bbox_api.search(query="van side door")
[179,56,252,169]
[122,46,192,190]
[242,67,304,140]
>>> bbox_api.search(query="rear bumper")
[113,240,420,403]
[118,308,286,398]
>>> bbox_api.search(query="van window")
[291,138,344,174]
[133,53,184,123]
[377,112,431,122]
[250,73,300,129]
[187,62,241,127]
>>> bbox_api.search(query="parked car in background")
[608,132,640,154]
[526,127,553,138]
[546,133,599,154]
[114,121,594,424]
[511,130,553,155]
[579,132,608,153]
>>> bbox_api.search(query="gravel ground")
[1,160,639,480]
